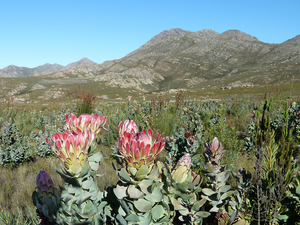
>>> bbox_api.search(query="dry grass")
[0,145,120,216]
[0,157,64,214]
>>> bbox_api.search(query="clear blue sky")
[1,0,299,69]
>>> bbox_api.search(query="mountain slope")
[1,28,299,102]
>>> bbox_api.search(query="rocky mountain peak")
[219,29,259,42]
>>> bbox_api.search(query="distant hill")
[0,28,299,102]
[0,58,97,77]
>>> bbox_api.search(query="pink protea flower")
[118,119,138,138]
[204,137,226,167]
[46,129,95,174]
[117,120,165,168]
[65,113,109,134]
[36,169,54,195]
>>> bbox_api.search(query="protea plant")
[32,170,60,223]
[65,113,109,134]
[204,137,227,168]
[46,129,95,175]
[117,119,165,169]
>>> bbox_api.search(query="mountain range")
[1,28,299,102]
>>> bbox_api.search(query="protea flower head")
[172,153,192,183]
[118,119,138,138]
[117,120,165,168]
[65,113,109,134]
[36,169,54,197]
[204,137,226,167]
[46,129,95,174]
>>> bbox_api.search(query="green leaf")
[170,198,186,210]
[82,178,94,190]
[76,191,92,205]
[276,214,289,222]
[202,188,216,196]
[145,187,163,202]
[139,179,153,194]
[69,159,83,175]
[128,166,137,176]
[220,191,234,200]
[196,211,211,218]
[173,182,189,192]
[78,160,90,178]
[134,199,152,212]
[136,165,149,180]
[119,168,131,182]
[151,205,164,220]
[82,200,97,217]
[88,152,102,162]
[137,212,152,225]
[192,199,207,211]
[116,214,127,225]
[125,214,140,222]
[209,205,219,212]
[128,185,144,198]
[296,186,300,195]
[42,204,49,218]
[113,184,128,199]
[89,161,100,171]
[219,185,231,193]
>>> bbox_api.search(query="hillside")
[0,28,299,103]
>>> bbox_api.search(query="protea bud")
[172,153,192,183]
[118,119,138,138]
[33,170,60,223]
[204,137,226,167]
[46,129,95,174]
[36,169,54,198]
[117,120,165,168]
[65,113,109,134]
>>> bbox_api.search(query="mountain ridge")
[0,28,299,103]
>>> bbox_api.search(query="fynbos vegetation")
[1,94,300,224]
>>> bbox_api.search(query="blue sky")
[1,0,299,69]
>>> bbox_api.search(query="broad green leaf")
[42,204,49,218]
[82,200,97,217]
[128,166,137,176]
[202,188,216,196]
[171,198,186,210]
[138,212,152,225]
[119,168,131,182]
[125,214,140,222]
[173,182,189,192]
[78,161,90,178]
[151,205,164,220]
[116,214,127,225]
[139,179,153,194]
[220,191,234,200]
[196,211,211,218]
[136,165,149,180]
[76,191,92,205]
[145,187,163,202]
[88,152,102,162]
[296,186,300,195]
[89,161,100,171]
[219,185,231,193]
[82,178,94,190]
[192,199,207,211]
[113,184,128,199]
[128,185,144,198]
[134,199,152,212]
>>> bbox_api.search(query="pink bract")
[117,120,165,168]
[65,113,109,134]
